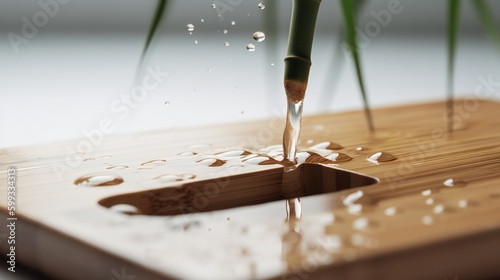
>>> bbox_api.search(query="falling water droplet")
[246,43,256,51]
[356,147,365,151]
[164,101,171,106]
[194,39,198,44]
[271,63,275,66]
[367,152,397,164]
[223,29,228,34]
[425,198,435,205]
[224,42,230,46]
[231,21,236,26]
[306,139,314,144]
[384,206,397,216]
[74,174,123,187]
[211,3,216,8]
[443,178,466,188]
[186,24,194,32]
[200,18,204,23]
[252,31,266,42]
[258,2,265,9]
[207,68,211,72]
[240,110,245,114]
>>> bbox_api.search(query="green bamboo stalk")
[471,0,500,52]
[447,0,461,133]
[139,0,169,69]
[340,0,374,133]
[284,0,322,103]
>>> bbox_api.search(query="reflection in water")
[282,198,306,279]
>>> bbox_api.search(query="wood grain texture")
[1,100,499,280]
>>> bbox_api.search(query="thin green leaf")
[139,0,168,68]
[339,0,374,132]
[471,0,500,51]
[320,0,368,111]
[447,0,461,133]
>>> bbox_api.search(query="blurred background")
[1,0,499,148]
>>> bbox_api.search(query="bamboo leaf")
[339,0,374,132]
[139,0,168,68]
[471,0,500,51]
[447,0,461,132]
[320,0,368,111]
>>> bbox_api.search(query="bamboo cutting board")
[1,100,500,280]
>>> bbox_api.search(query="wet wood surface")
[1,100,499,280]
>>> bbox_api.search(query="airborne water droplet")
[223,29,228,34]
[246,43,256,51]
[231,21,236,26]
[74,174,123,187]
[200,18,204,23]
[224,42,230,46]
[211,3,216,8]
[252,31,266,42]
[258,2,265,9]
[186,24,194,32]
[164,101,171,106]
[194,39,198,44]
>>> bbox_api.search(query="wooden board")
[1,100,500,280]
